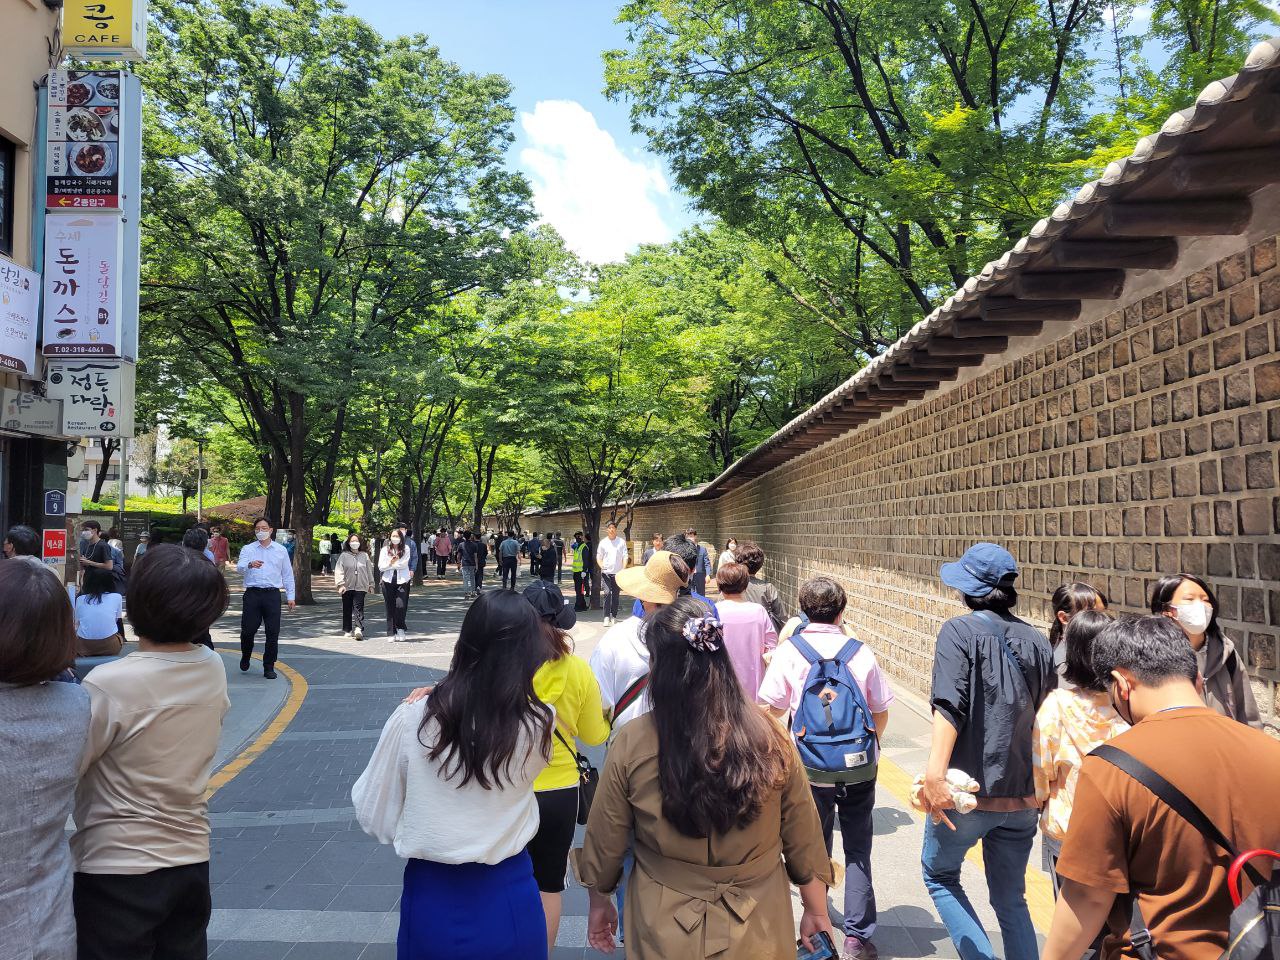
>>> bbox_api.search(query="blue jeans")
[921,807,1039,960]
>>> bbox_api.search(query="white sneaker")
[396,629,407,641]
[354,628,363,641]
[342,631,352,640]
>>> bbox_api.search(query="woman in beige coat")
[575,597,835,958]
[334,533,375,640]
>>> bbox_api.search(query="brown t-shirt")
[1056,707,1280,960]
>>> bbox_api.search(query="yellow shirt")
[1032,687,1128,842]
[532,653,610,791]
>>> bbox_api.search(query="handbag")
[553,724,599,826]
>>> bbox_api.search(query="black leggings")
[527,787,579,893]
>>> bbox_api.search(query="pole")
[116,437,128,535]
[197,440,204,521]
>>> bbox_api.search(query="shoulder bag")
[552,724,598,826]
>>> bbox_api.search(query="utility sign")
[45,490,66,516]
[43,529,68,566]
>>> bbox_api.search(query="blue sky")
[346,0,698,263]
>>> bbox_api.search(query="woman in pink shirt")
[714,562,778,698]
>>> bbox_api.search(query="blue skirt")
[398,851,547,959]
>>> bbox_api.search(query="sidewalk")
[200,569,1048,958]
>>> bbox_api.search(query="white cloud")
[519,100,676,264]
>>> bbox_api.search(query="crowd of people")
[3,518,1277,960]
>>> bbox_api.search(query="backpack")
[1092,744,1279,960]
[788,634,879,785]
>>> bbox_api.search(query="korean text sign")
[42,215,122,357]
[0,260,39,373]
[47,70,125,210]
[61,1,148,61]
[44,360,135,437]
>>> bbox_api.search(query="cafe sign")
[61,1,149,61]
[42,214,123,357]
[0,260,39,374]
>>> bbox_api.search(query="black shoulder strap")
[1092,744,1266,887]
[973,610,1032,700]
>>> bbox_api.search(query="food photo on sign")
[47,70,123,210]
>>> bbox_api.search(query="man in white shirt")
[595,522,629,625]
[235,517,296,679]
[588,549,687,736]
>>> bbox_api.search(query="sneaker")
[342,631,352,640]
[354,628,363,641]
[842,937,878,960]
[263,668,277,680]
[239,655,250,672]
[396,629,407,642]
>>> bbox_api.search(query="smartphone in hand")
[797,932,838,960]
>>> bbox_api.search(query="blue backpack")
[789,633,879,785]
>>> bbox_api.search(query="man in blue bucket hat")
[919,543,1054,960]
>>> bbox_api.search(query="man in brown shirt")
[1045,615,1280,960]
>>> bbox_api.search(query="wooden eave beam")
[952,318,1044,338]
[911,350,986,367]
[1050,239,1179,270]
[885,368,951,383]
[1170,149,1280,192]
[1103,198,1252,237]
[927,336,1008,355]
[1014,270,1126,301]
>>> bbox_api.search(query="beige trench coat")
[574,716,834,960]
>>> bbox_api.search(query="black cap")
[522,581,576,630]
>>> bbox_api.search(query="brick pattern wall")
[632,237,1280,725]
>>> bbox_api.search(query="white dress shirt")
[596,536,628,575]
[236,540,296,602]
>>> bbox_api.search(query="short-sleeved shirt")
[759,623,894,719]
[1056,707,1280,960]
[75,593,123,640]
[930,611,1053,801]
[499,537,520,558]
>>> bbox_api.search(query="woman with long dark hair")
[1149,573,1260,727]
[75,566,124,657]
[353,590,555,959]
[1047,582,1107,679]
[334,532,373,640]
[575,597,835,958]
[378,528,412,641]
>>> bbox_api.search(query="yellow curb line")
[877,754,1056,933]
[205,651,308,800]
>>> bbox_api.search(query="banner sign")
[42,214,123,357]
[0,260,39,374]
[44,359,135,437]
[43,529,68,566]
[48,70,125,210]
[61,1,149,62]
[0,389,63,437]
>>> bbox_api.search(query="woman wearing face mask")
[717,538,738,574]
[1149,573,1261,728]
[334,534,374,641]
[380,530,413,642]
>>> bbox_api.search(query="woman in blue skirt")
[354,590,555,959]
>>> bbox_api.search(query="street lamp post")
[196,438,205,522]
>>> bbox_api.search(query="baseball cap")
[616,550,685,605]
[522,581,576,630]
[939,543,1019,598]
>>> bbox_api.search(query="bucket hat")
[616,550,685,605]
[939,542,1019,598]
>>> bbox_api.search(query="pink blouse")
[717,599,778,699]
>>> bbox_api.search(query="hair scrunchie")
[682,616,723,653]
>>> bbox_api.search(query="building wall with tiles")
[638,236,1280,724]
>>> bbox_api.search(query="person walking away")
[596,523,628,626]
[1149,573,1260,727]
[629,533,718,620]
[208,526,231,568]
[919,543,1053,960]
[538,534,558,583]
[318,532,333,574]
[716,537,737,575]
[73,544,230,960]
[570,532,589,610]
[458,531,479,599]
[553,531,565,583]
[576,597,837,957]
[525,581,609,951]
[758,576,894,960]
[3,522,40,558]
[75,567,125,658]
[500,530,521,590]
[1048,582,1107,681]
[1031,609,1126,894]
[473,530,489,592]
[352,592,556,959]
[733,541,787,631]
[334,533,374,640]
[713,561,777,699]
[641,532,662,565]
[0,560,90,960]
[236,517,296,679]
[685,528,711,597]
[433,528,452,580]
[379,530,413,641]
[1042,615,1280,960]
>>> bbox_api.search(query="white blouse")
[353,697,551,865]
[378,544,412,584]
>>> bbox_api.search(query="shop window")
[0,138,14,257]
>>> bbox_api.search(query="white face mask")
[1174,600,1212,634]
[255,529,272,542]
[390,537,402,545]
[350,539,360,549]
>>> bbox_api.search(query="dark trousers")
[691,571,707,596]
[435,555,448,577]
[342,590,366,633]
[500,557,518,590]
[812,781,877,939]
[539,565,556,582]
[572,571,588,610]
[382,579,410,635]
[74,861,211,960]
[602,573,620,619]
[240,587,281,670]
[475,564,486,590]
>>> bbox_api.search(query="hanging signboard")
[61,1,149,61]
[43,529,68,567]
[42,214,122,357]
[0,389,64,437]
[48,70,128,210]
[44,359,135,437]
[0,260,39,374]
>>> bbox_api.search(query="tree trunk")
[91,438,120,502]
[581,502,603,609]
[266,456,286,526]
